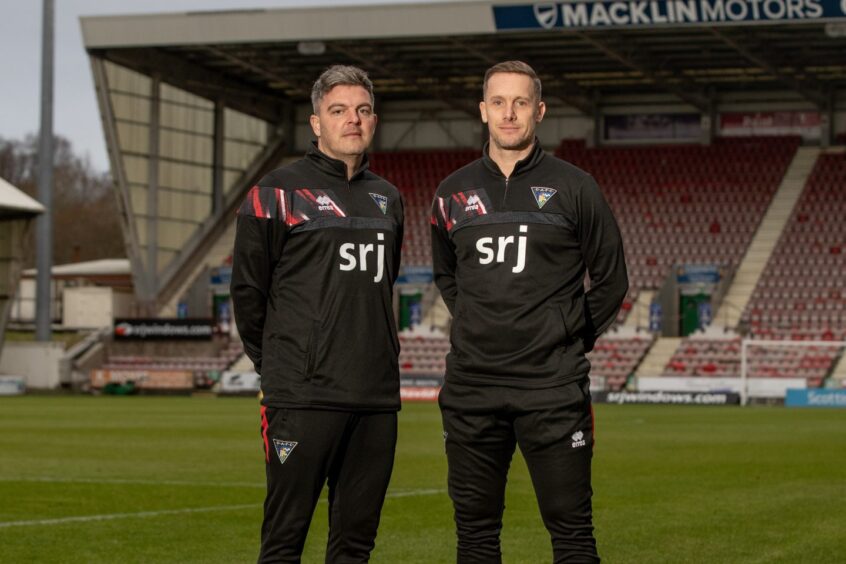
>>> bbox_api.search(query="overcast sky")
[0,0,454,173]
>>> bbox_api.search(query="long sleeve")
[578,175,628,350]
[230,186,287,374]
[430,194,458,315]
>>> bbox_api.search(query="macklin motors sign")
[493,0,846,30]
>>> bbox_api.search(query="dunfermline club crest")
[370,193,388,214]
[273,439,298,465]
[531,186,557,209]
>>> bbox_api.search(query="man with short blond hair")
[232,64,404,563]
[431,60,628,563]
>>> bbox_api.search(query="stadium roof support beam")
[94,48,289,125]
[576,32,709,113]
[707,28,827,109]
[212,100,225,215]
[155,125,290,312]
[90,56,149,305]
[446,37,596,115]
[145,75,161,315]
[328,43,480,118]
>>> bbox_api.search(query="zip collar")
[306,141,370,181]
[481,137,546,178]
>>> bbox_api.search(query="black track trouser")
[439,378,599,564]
[258,407,397,564]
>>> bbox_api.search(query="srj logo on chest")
[475,225,528,274]
[339,232,386,283]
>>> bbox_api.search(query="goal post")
[740,339,846,406]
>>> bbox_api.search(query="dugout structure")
[80,1,846,313]
[0,177,45,353]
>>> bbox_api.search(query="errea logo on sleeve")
[316,195,335,211]
[465,195,483,212]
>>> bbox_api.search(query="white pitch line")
[383,488,445,498]
[0,479,447,498]
[0,504,260,529]
[0,488,446,529]
[0,477,265,488]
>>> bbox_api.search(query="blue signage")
[697,301,712,329]
[397,266,434,285]
[649,302,663,332]
[785,388,846,408]
[493,0,846,31]
[677,264,721,285]
[210,266,232,286]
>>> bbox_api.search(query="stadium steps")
[829,351,846,386]
[715,146,820,328]
[229,353,255,372]
[635,337,682,377]
[158,221,237,317]
[624,290,654,329]
[422,292,451,332]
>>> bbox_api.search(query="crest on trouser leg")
[273,439,298,464]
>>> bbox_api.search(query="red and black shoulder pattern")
[238,186,287,222]
[433,188,493,231]
[238,186,349,228]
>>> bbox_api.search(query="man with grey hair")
[232,64,404,563]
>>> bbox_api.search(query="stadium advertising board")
[401,387,441,401]
[0,376,25,396]
[676,264,721,285]
[605,113,701,141]
[220,371,261,395]
[595,390,741,404]
[90,369,194,390]
[493,0,846,30]
[720,111,822,139]
[397,265,434,284]
[400,375,443,402]
[785,388,846,407]
[113,319,214,340]
[639,376,806,397]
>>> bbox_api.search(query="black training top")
[232,142,404,410]
[431,139,628,389]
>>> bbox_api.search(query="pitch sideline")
[0,487,446,529]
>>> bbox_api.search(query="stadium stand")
[64,5,846,406]
[398,334,449,376]
[373,147,661,387]
[663,335,838,387]
[375,139,806,386]
[98,339,244,389]
[741,149,846,341]
[235,135,840,391]
[556,136,802,323]
[399,331,653,391]
[587,334,654,390]
[369,150,479,267]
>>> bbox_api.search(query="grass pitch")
[0,397,844,563]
